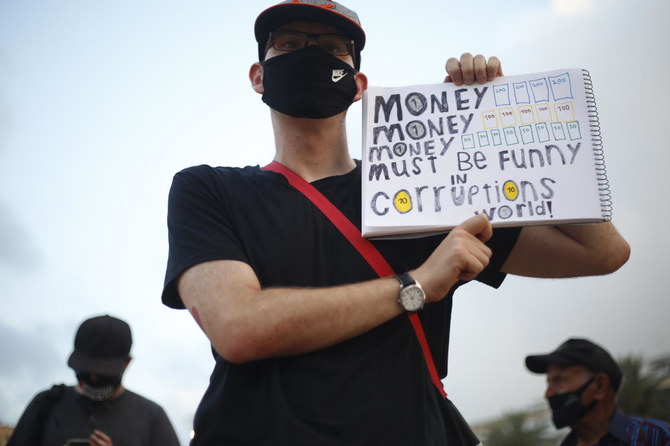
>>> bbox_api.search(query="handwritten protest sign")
[361,69,611,238]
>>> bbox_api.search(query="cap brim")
[525,353,576,373]
[68,351,128,376]
[254,3,366,50]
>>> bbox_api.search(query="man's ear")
[249,62,264,94]
[353,71,368,102]
[120,356,132,376]
[592,373,611,400]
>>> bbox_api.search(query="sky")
[1,0,669,443]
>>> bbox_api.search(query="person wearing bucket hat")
[526,338,670,445]
[162,1,629,444]
[7,315,180,446]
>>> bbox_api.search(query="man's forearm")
[180,260,405,364]
[502,221,630,278]
[180,215,495,364]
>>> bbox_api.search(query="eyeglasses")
[267,30,355,57]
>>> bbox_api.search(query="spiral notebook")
[361,68,611,238]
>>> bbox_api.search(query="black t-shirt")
[163,162,520,445]
[8,386,179,446]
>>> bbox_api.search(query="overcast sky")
[1,0,669,443]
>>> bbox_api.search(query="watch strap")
[395,272,416,289]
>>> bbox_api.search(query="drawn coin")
[498,206,513,219]
[503,180,519,201]
[405,93,427,115]
[406,121,427,140]
[393,142,407,157]
[393,190,413,214]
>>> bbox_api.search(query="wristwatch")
[394,272,425,312]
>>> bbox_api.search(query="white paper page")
[361,69,608,238]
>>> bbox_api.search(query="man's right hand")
[90,430,113,446]
[412,214,493,303]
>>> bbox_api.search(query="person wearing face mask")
[162,1,629,444]
[526,338,670,446]
[7,315,180,446]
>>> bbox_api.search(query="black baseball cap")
[254,0,366,69]
[67,315,132,376]
[525,338,623,390]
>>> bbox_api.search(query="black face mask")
[76,372,122,402]
[548,375,598,428]
[261,46,358,119]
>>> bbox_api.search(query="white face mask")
[76,372,121,401]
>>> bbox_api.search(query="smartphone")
[65,439,90,446]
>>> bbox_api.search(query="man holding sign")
[162,1,630,444]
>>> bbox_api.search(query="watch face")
[400,284,425,312]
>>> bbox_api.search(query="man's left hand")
[444,52,503,85]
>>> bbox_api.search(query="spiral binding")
[582,69,612,220]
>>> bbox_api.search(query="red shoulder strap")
[263,161,447,398]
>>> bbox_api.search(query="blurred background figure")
[526,338,670,446]
[7,315,180,446]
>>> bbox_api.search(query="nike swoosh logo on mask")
[332,69,348,82]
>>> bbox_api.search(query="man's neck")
[271,111,356,182]
[571,406,615,446]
